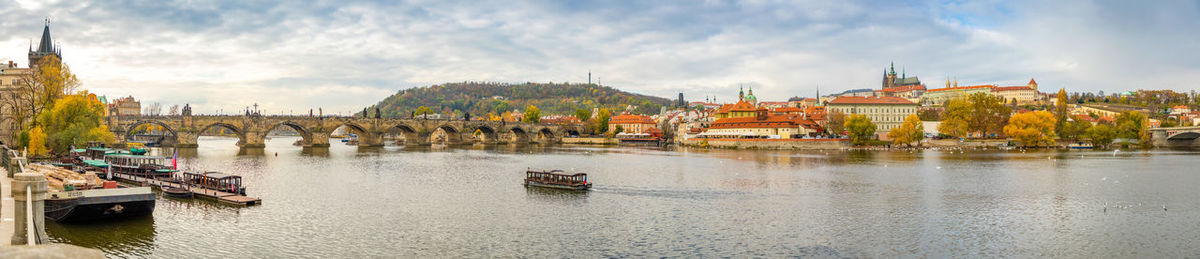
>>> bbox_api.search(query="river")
[45,136,1200,257]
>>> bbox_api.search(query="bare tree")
[168,104,180,116]
[144,102,163,116]
[0,55,80,131]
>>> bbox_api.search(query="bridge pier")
[176,132,199,148]
[305,132,331,148]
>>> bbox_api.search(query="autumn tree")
[1053,88,1069,137]
[1003,111,1057,147]
[887,114,925,146]
[1087,123,1117,149]
[825,110,846,135]
[938,97,971,138]
[0,55,81,141]
[844,114,876,145]
[27,126,48,156]
[522,105,541,123]
[35,92,116,154]
[967,92,1011,137]
[414,106,434,118]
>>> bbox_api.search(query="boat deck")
[111,173,261,206]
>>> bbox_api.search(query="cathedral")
[881,62,921,90]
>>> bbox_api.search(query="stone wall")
[561,137,619,145]
[680,138,849,150]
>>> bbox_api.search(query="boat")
[104,154,179,179]
[162,186,193,198]
[523,170,591,191]
[1068,143,1095,149]
[183,171,247,195]
[28,163,155,223]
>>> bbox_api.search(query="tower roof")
[35,22,55,54]
[1028,78,1037,85]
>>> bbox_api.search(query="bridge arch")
[536,127,556,143]
[431,124,463,144]
[1168,132,1200,140]
[123,120,179,146]
[465,125,499,144]
[267,121,314,146]
[194,122,247,146]
[384,123,420,145]
[508,127,531,144]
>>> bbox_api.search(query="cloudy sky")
[2,0,1198,114]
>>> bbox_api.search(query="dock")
[110,173,261,206]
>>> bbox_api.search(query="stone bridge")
[108,113,584,148]
[1150,126,1200,147]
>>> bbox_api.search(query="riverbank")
[680,138,850,150]
[561,137,619,145]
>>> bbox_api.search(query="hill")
[366,82,674,118]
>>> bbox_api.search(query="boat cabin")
[183,171,245,194]
[104,154,176,178]
[524,170,591,190]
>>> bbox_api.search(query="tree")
[1114,111,1150,147]
[35,93,116,154]
[1003,111,1057,147]
[938,97,971,138]
[415,106,434,118]
[0,55,81,131]
[1054,88,1069,137]
[844,114,876,145]
[168,104,180,116]
[522,105,541,123]
[144,102,163,116]
[573,108,592,123]
[887,114,924,146]
[613,125,624,136]
[27,126,48,156]
[595,108,612,135]
[1087,123,1117,149]
[968,92,1011,137]
[825,110,846,135]
[1059,116,1093,143]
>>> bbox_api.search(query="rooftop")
[828,96,916,105]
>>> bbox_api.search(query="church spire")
[889,62,896,75]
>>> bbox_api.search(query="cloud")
[1,0,1198,113]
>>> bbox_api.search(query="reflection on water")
[44,136,1200,257]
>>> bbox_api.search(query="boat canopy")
[82,160,108,167]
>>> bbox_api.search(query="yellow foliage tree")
[27,126,48,156]
[938,97,971,138]
[887,114,925,146]
[36,92,116,153]
[844,114,876,145]
[1003,111,1057,147]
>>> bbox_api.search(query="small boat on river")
[524,170,591,191]
[162,186,193,198]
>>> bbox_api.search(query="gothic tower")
[28,19,62,68]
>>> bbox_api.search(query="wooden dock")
[110,173,261,206]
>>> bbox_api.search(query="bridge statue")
[107,108,583,148]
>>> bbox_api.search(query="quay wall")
[680,138,850,150]
[562,137,619,145]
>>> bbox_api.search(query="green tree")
[938,97,971,138]
[1087,123,1118,149]
[573,108,592,122]
[887,114,925,146]
[522,105,541,123]
[595,108,612,135]
[35,93,116,154]
[613,125,624,136]
[1003,111,1057,147]
[1114,111,1149,146]
[414,106,434,117]
[1059,116,1093,143]
[844,114,876,145]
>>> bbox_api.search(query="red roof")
[1029,78,1037,85]
[715,104,735,113]
[771,107,802,113]
[992,86,1034,91]
[610,113,655,125]
[709,114,821,130]
[828,96,916,105]
[926,84,995,93]
[729,99,757,112]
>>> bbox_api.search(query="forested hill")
[367,82,673,118]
